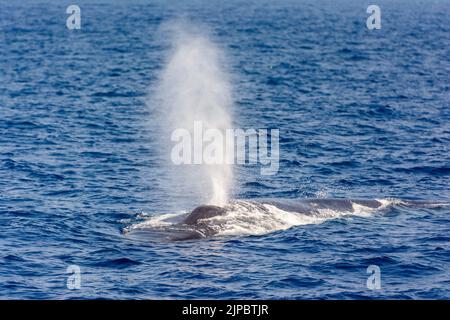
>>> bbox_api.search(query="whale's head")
[182,204,227,225]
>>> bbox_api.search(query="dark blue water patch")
[243,181,277,189]
[268,276,327,289]
[91,258,142,269]
[395,166,450,176]
[2,254,27,263]
[91,90,144,98]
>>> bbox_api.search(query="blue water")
[1,0,450,299]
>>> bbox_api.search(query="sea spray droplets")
[154,22,234,207]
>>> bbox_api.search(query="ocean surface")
[1,0,450,299]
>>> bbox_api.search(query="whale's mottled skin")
[182,205,227,225]
[261,198,383,213]
[169,205,227,240]
[126,199,449,241]
[172,199,384,240]
[182,199,382,224]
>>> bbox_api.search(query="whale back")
[182,205,227,225]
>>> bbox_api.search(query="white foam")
[204,199,396,237]
[351,203,377,217]
[212,203,323,237]
[126,199,399,238]
[376,198,406,207]
[125,212,186,232]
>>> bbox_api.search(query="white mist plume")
[152,21,234,207]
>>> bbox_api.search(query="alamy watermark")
[65,4,381,31]
[171,121,279,176]
[366,265,381,290]
[66,265,81,290]
[66,5,81,30]
[367,5,381,30]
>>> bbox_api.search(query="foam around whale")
[122,198,450,241]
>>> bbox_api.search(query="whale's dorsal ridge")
[182,204,227,225]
